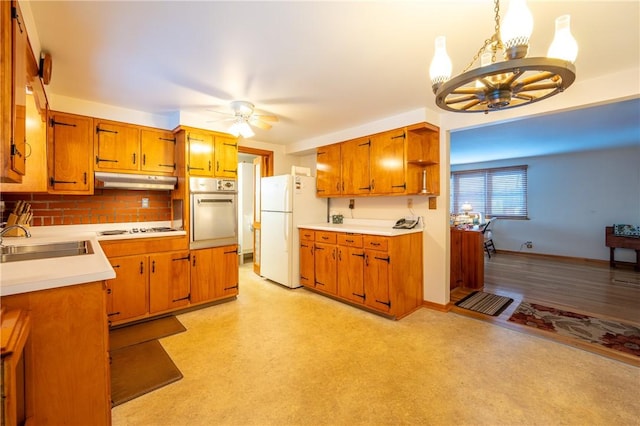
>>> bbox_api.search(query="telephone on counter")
[393,217,419,229]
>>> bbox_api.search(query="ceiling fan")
[208,100,279,138]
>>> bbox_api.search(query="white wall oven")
[189,177,238,250]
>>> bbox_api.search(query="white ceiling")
[26,1,640,162]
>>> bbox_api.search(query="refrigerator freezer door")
[260,210,293,287]
[261,175,292,212]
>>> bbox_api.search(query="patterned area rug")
[508,302,640,358]
[455,291,514,316]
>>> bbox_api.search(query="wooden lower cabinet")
[106,254,149,322]
[190,245,239,304]
[299,230,315,286]
[313,240,338,295]
[101,237,237,326]
[300,228,423,319]
[450,228,484,290]
[2,282,111,425]
[150,251,191,313]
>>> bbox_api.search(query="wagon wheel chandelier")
[429,0,578,113]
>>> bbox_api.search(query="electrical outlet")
[348,199,355,209]
[407,198,413,209]
[525,241,533,249]
[142,198,149,208]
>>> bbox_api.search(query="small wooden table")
[605,226,640,271]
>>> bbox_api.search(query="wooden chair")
[481,218,497,258]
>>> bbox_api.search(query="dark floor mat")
[110,339,183,407]
[110,316,186,350]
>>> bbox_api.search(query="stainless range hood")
[94,172,177,191]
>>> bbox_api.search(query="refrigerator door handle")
[284,213,289,252]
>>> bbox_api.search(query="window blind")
[450,165,528,219]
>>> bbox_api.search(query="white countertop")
[298,218,423,237]
[0,221,186,297]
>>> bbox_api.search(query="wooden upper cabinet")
[48,111,93,194]
[1,1,27,183]
[316,143,341,196]
[186,130,214,176]
[1,93,47,193]
[94,119,140,171]
[342,137,371,195]
[10,0,26,178]
[406,122,440,196]
[370,129,406,194]
[141,128,176,174]
[214,135,238,178]
[313,122,439,199]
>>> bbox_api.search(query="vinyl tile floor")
[112,264,640,426]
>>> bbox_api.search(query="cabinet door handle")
[132,153,136,164]
[152,260,155,273]
[50,177,77,186]
[140,261,144,274]
[216,160,220,172]
[83,172,87,184]
[96,126,118,134]
[192,255,196,266]
[96,156,118,164]
[208,160,212,171]
[143,154,146,165]
[375,299,391,308]
[49,119,77,128]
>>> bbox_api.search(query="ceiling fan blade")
[249,118,272,130]
[206,117,235,123]
[206,109,234,117]
[254,114,279,122]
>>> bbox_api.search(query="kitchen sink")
[0,240,94,263]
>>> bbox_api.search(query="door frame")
[238,146,273,275]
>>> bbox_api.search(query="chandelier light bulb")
[547,15,578,63]
[429,36,452,93]
[475,51,493,88]
[500,0,534,59]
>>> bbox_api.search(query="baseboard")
[496,250,610,266]
[422,300,450,312]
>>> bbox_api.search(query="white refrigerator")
[260,174,327,288]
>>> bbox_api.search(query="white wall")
[452,145,640,262]
[237,162,254,255]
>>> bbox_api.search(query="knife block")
[3,213,30,236]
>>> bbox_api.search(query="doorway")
[238,146,273,275]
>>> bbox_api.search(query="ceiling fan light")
[500,0,533,59]
[429,36,452,93]
[547,15,578,63]
[229,120,255,138]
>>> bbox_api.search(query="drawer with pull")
[363,235,388,251]
[337,233,363,247]
[315,231,337,244]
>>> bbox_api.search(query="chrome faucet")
[0,224,32,246]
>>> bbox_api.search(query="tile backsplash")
[1,190,172,226]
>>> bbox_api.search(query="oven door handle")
[197,199,233,204]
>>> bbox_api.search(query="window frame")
[450,165,529,220]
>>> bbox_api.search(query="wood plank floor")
[450,251,640,365]
[452,251,640,323]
